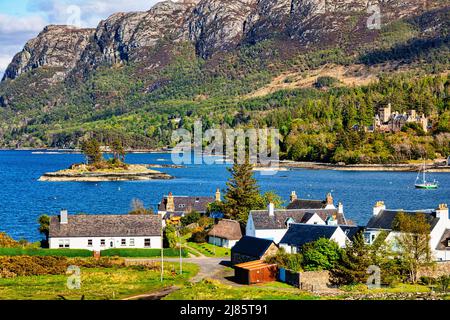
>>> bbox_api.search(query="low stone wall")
[418,262,450,278]
[280,269,330,291]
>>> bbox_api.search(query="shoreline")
[279,161,450,172]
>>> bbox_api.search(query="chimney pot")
[215,189,221,202]
[268,203,275,217]
[60,209,68,224]
[290,191,297,203]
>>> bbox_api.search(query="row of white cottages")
[47,191,450,261]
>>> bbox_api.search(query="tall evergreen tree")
[331,232,371,285]
[223,161,264,225]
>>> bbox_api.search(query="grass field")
[186,242,230,258]
[0,262,199,300]
[164,279,320,300]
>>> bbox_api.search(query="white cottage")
[279,223,352,253]
[246,201,348,244]
[365,202,450,261]
[49,210,163,251]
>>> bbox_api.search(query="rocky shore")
[39,164,173,182]
[280,161,450,172]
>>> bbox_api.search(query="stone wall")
[418,262,450,278]
[279,269,330,291]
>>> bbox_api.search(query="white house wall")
[255,229,287,244]
[49,236,162,251]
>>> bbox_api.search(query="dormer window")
[447,239,450,247]
[285,218,295,227]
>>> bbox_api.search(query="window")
[64,240,70,248]
[121,239,126,246]
[88,239,93,247]
[100,239,106,247]
[144,239,151,248]
[363,233,371,244]
[58,240,64,248]
[129,239,135,247]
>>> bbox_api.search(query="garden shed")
[234,260,278,285]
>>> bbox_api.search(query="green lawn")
[0,262,199,300]
[164,279,320,300]
[186,242,230,258]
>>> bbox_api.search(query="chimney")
[215,189,221,202]
[373,201,386,216]
[338,202,344,214]
[60,209,68,224]
[326,193,333,205]
[268,203,275,217]
[290,191,297,203]
[436,204,449,222]
[166,192,175,212]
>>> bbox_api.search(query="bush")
[0,248,92,257]
[100,248,188,258]
[0,256,68,277]
[189,230,209,244]
[69,257,125,268]
[181,211,201,226]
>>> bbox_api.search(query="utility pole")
[161,221,164,283]
[178,228,183,275]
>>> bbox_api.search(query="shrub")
[0,233,20,248]
[0,256,68,277]
[100,248,188,258]
[301,238,342,271]
[181,211,201,226]
[189,230,209,243]
[69,257,125,268]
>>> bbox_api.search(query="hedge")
[0,248,92,257]
[100,248,188,258]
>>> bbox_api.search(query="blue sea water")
[0,150,449,242]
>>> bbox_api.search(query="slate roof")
[158,195,214,213]
[436,229,450,250]
[287,199,327,210]
[279,224,339,248]
[366,209,439,231]
[49,214,162,238]
[208,219,243,240]
[231,236,275,258]
[250,209,347,229]
[340,226,364,240]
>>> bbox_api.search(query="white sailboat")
[415,161,438,189]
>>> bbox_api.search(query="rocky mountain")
[4,0,447,82]
[0,0,449,150]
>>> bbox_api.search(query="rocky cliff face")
[2,25,94,81]
[2,0,448,82]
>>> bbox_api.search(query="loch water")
[0,150,449,242]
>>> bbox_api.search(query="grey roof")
[366,209,439,231]
[287,199,327,210]
[250,209,347,230]
[231,236,275,258]
[436,229,450,250]
[49,214,162,238]
[340,226,364,240]
[158,196,214,213]
[280,224,339,248]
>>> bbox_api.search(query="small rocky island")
[39,164,173,182]
[39,138,173,182]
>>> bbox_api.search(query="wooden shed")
[234,260,278,285]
